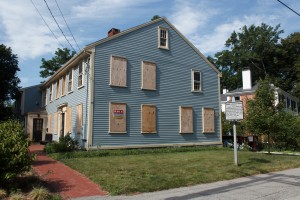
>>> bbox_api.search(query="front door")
[33,118,43,142]
[61,112,65,137]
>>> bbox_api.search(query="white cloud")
[191,14,283,56]
[0,0,63,60]
[170,0,218,36]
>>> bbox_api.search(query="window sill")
[78,85,84,90]
[141,88,157,91]
[158,46,169,50]
[180,132,194,134]
[68,91,73,94]
[109,132,127,134]
[191,90,202,93]
[61,94,66,97]
[141,132,157,134]
[109,84,128,88]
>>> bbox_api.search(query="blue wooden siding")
[45,63,89,144]
[22,85,43,114]
[92,19,221,147]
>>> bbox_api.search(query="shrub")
[9,193,25,200]
[0,188,7,199]
[44,134,79,154]
[0,120,35,183]
[28,187,50,200]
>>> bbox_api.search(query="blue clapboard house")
[18,17,222,149]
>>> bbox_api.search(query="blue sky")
[0,0,299,87]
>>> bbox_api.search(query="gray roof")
[225,84,258,96]
[221,94,227,101]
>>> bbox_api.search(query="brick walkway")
[30,144,108,199]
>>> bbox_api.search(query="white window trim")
[158,26,169,50]
[78,62,85,88]
[191,69,202,92]
[61,75,66,97]
[179,106,194,134]
[68,69,73,93]
[43,90,47,106]
[49,84,53,102]
[56,80,60,99]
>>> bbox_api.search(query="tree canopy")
[211,23,300,100]
[0,44,20,121]
[39,48,76,78]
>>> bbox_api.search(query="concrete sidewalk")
[73,167,300,200]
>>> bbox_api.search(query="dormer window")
[158,27,169,49]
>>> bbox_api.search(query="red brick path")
[30,144,108,199]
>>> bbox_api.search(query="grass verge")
[54,148,300,195]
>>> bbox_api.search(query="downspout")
[83,49,91,149]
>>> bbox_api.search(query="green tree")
[213,23,284,91]
[151,15,160,21]
[0,44,20,121]
[0,120,35,183]
[245,79,280,154]
[278,32,300,99]
[39,48,75,78]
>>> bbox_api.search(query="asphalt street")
[73,167,300,200]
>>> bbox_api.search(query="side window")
[141,61,156,90]
[62,75,66,96]
[141,104,157,133]
[110,55,127,87]
[49,85,53,102]
[43,90,47,106]
[68,70,73,92]
[56,80,60,99]
[158,27,169,49]
[202,108,215,133]
[192,70,201,92]
[179,106,193,133]
[109,102,127,133]
[78,62,84,88]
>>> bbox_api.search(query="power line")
[30,0,64,47]
[54,0,81,52]
[277,0,300,17]
[43,0,77,52]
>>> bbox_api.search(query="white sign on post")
[225,101,244,121]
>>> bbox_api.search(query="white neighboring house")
[222,68,299,114]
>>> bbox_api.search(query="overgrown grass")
[56,148,300,195]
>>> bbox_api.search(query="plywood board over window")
[110,56,127,87]
[202,108,215,133]
[109,103,126,133]
[141,105,157,133]
[179,106,193,133]
[142,61,156,90]
[76,104,83,134]
[47,114,51,133]
[53,112,58,134]
[66,107,72,134]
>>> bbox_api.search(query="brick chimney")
[108,28,120,37]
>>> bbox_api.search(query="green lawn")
[55,149,300,195]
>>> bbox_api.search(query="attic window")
[158,27,169,49]
[192,70,201,92]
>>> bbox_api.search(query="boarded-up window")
[109,102,126,133]
[62,75,66,96]
[110,56,127,87]
[66,107,72,134]
[76,104,83,134]
[47,114,51,133]
[56,80,60,99]
[141,105,157,133]
[202,108,215,133]
[179,106,193,133]
[53,112,58,134]
[142,61,156,90]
